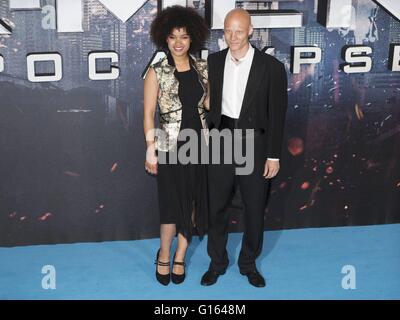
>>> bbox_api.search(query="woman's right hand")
[145,147,158,175]
[144,67,159,176]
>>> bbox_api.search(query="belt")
[219,115,265,137]
[219,115,238,130]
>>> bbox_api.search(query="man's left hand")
[263,159,280,179]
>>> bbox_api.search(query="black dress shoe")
[155,249,170,286]
[171,254,186,285]
[200,270,225,286]
[240,269,266,288]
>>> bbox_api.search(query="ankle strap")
[155,260,170,266]
[173,260,186,266]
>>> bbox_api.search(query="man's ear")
[248,25,254,37]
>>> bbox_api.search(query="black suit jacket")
[207,47,288,159]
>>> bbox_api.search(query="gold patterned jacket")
[152,55,209,152]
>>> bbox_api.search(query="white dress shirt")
[222,45,254,119]
[221,45,279,162]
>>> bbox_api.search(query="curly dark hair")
[150,5,209,53]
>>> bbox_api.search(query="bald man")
[201,8,288,287]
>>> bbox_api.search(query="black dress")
[157,65,208,242]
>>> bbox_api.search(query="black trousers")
[207,116,270,273]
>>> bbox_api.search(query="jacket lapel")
[214,49,228,112]
[238,48,266,120]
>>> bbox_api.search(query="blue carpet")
[0,224,399,300]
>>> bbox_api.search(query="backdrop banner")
[0,0,399,246]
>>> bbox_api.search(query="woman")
[143,5,210,285]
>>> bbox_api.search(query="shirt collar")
[227,44,254,64]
